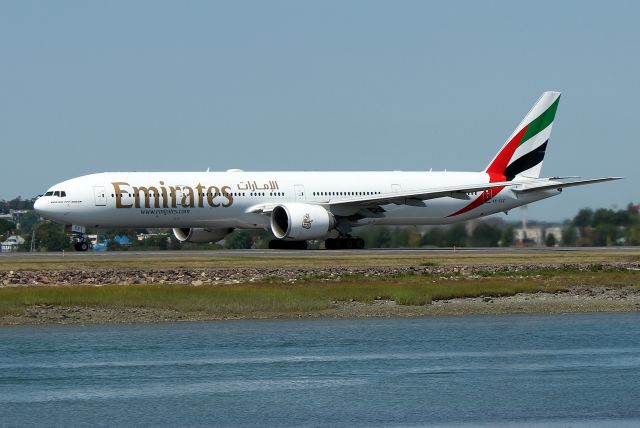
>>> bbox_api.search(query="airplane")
[34,91,620,251]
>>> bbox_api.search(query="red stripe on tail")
[485,125,528,176]
[447,125,529,218]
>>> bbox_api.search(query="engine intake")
[172,227,233,243]
[270,203,334,241]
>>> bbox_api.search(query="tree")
[423,224,470,247]
[545,233,557,247]
[0,219,15,238]
[421,227,438,247]
[573,208,594,229]
[17,211,40,234]
[169,237,182,250]
[0,197,35,213]
[592,224,618,246]
[368,227,393,248]
[470,223,501,247]
[561,227,578,246]
[391,228,412,247]
[626,224,640,246]
[448,224,469,247]
[500,226,514,247]
[157,236,169,250]
[224,230,257,249]
[33,222,70,251]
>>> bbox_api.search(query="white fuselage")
[34,170,558,230]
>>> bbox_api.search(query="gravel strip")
[1,262,639,287]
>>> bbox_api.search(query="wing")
[326,181,515,208]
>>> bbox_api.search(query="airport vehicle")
[34,91,620,250]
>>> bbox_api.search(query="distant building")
[1,235,25,252]
[515,225,562,246]
[544,227,562,245]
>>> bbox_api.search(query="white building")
[545,227,563,245]
[1,235,25,252]
[515,226,563,246]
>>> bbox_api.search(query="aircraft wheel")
[355,238,365,249]
[269,240,308,250]
[325,238,335,250]
[268,240,282,249]
[74,242,89,251]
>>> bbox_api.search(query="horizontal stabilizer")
[512,177,623,193]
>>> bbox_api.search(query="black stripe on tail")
[503,141,548,180]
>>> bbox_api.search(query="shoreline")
[2,285,639,326]
[2,253,639,326]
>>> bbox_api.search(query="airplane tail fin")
[485,91,561,180]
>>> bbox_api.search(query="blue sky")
[1,1,637,221]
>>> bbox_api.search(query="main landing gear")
[324,236,365,250]
[268,240,308,250]
[267,237,366,250]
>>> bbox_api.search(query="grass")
[0,284,332,317]
[1,249,639,271]
[0,272,604,317]
[1,251,637,319]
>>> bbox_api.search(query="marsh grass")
[0,258,637,318]
[0,275,569,317]
[0,284,333,316]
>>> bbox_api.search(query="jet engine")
[270,203,335,240]
[172,227,234,243]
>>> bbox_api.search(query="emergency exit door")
[294,185,305,201]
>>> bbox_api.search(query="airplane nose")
[33,197,46,216]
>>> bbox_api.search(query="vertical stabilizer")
[485,91,561,180]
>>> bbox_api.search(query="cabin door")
[93,186,106,206]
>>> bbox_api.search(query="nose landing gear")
[66,225,91,251]
[73,239,90,252]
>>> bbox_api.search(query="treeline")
[564,206,640,246]
[218,204,640,249]
[0,197,35,213]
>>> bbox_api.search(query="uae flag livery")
[486,91,561,181]
[448,91,561,218]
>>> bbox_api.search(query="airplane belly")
[79,203,266,229]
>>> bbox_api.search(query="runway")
[1,246,638,261]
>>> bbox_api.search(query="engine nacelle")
[270,203,334,241]
[172,227,234,243]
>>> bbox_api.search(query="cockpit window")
[44,191,53,196]
[60,191,66,197]
[54,191,60,197]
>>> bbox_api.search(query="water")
[2,314,640,427]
